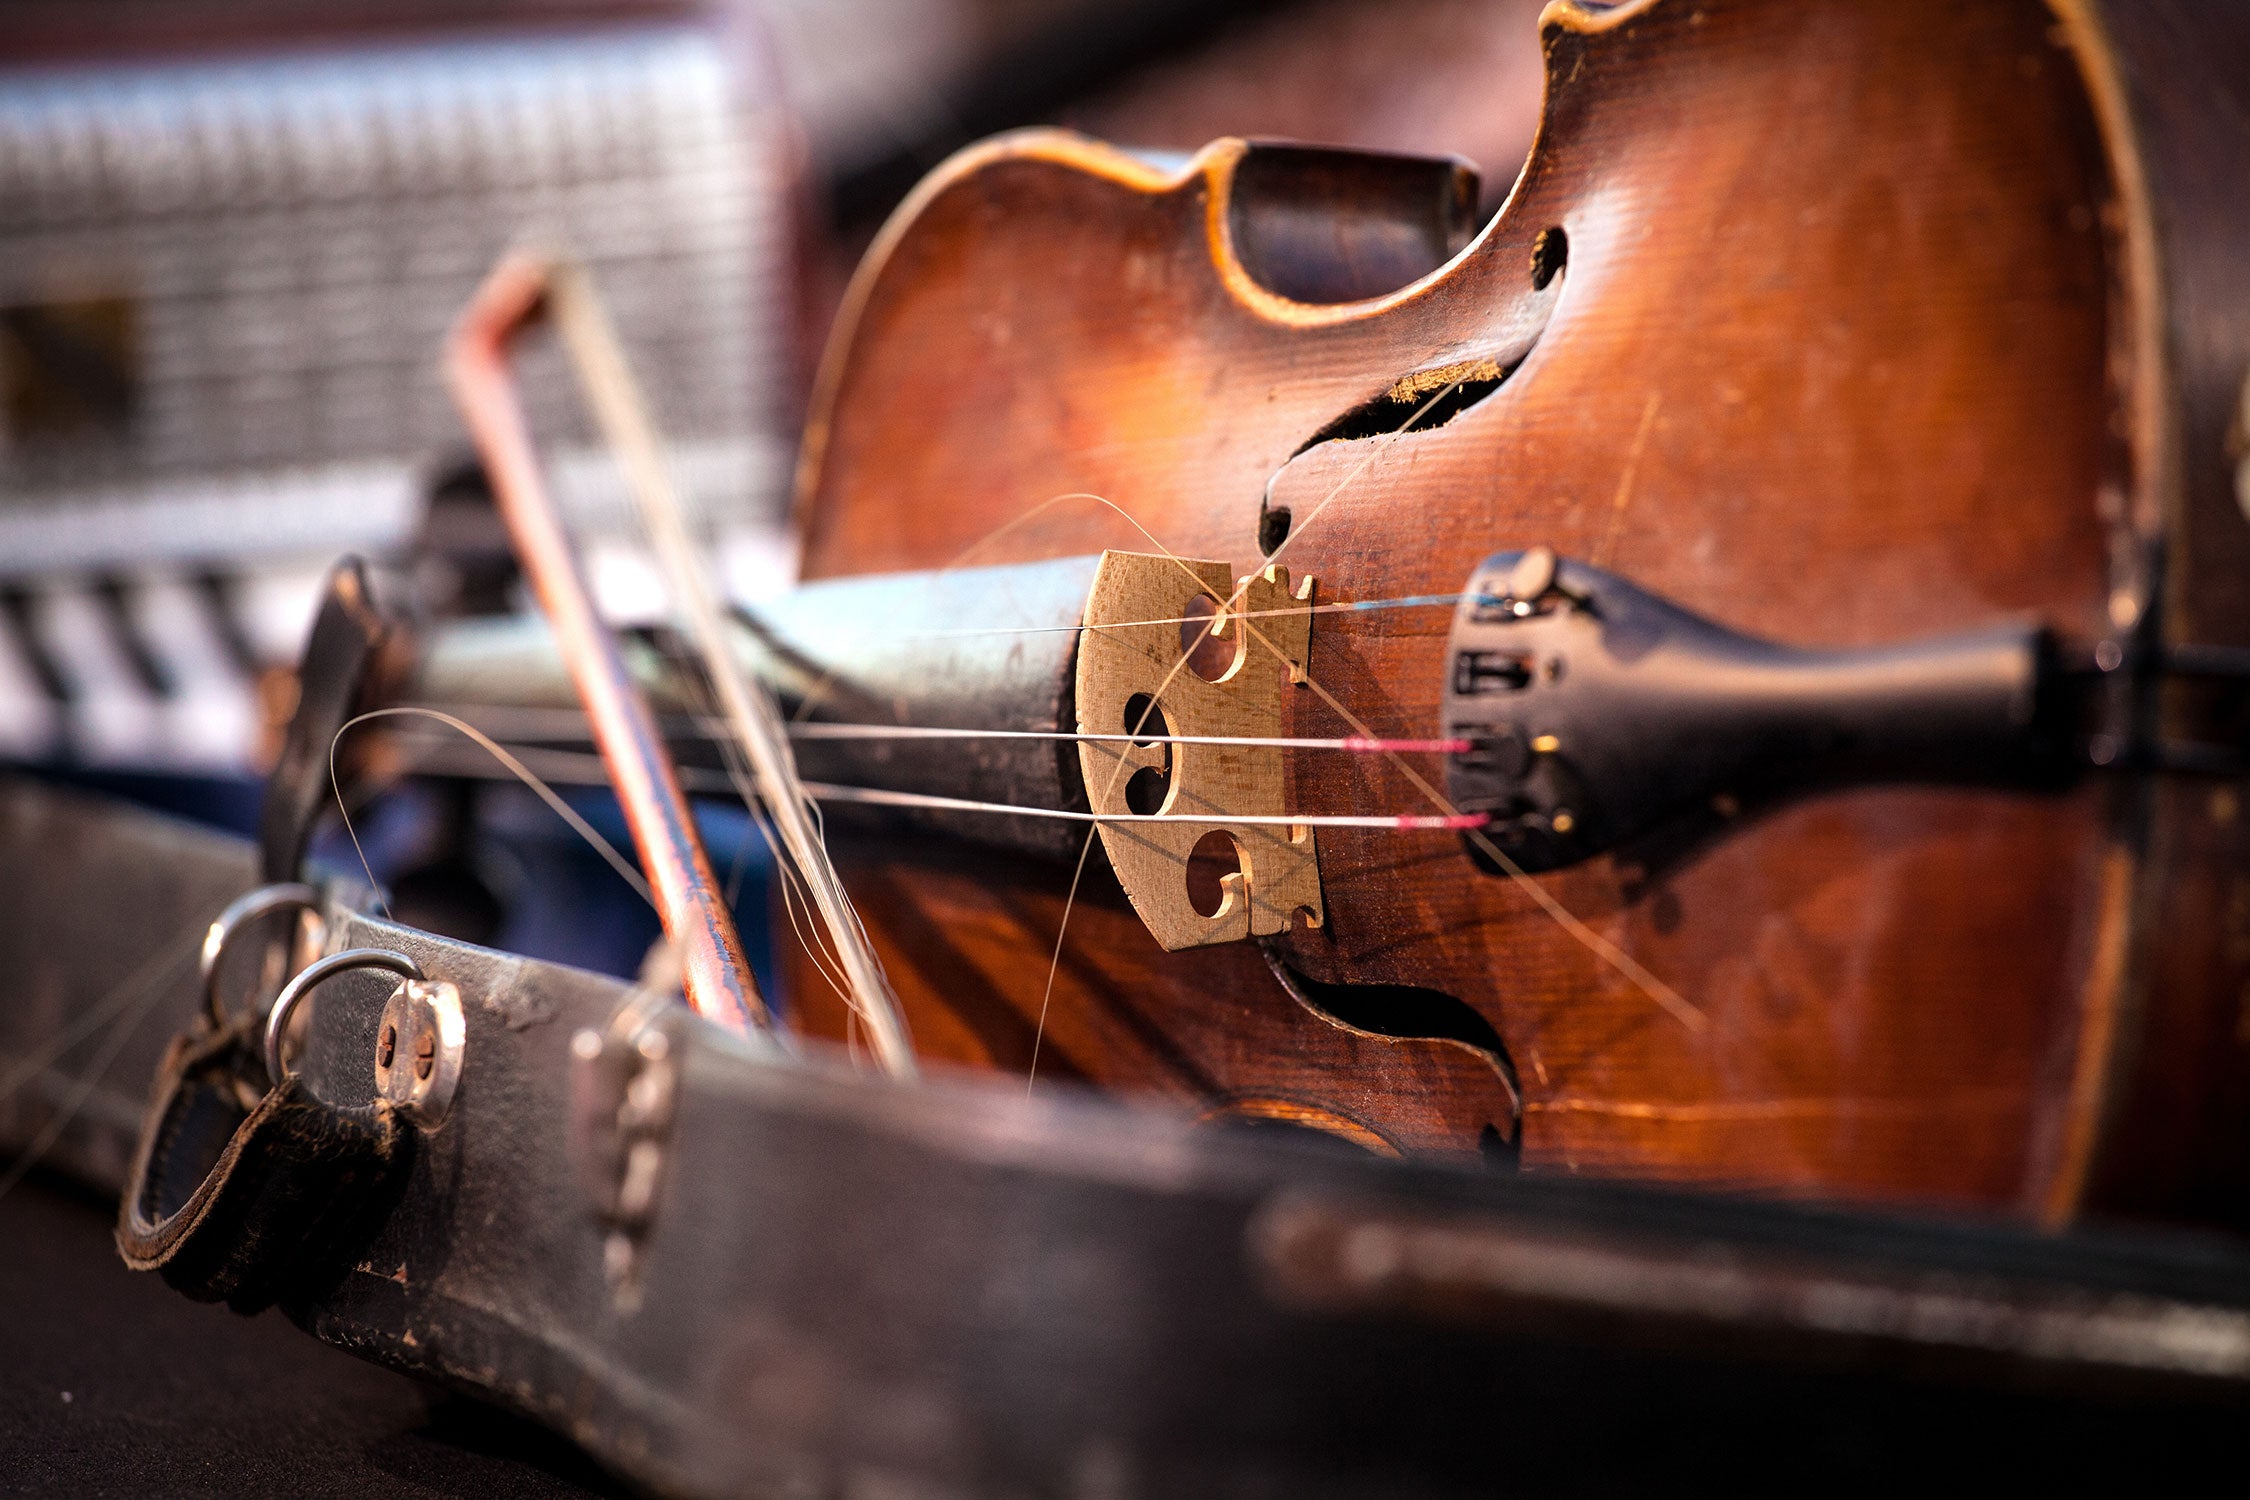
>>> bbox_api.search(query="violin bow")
[445,254,775,1044]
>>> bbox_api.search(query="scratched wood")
[785,0,2250,1221]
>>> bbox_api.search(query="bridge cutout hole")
[1179,594,1239,680]
[1122,693,1170,747]
[1122,695,1174,816]
[1125,765,1170,817]
[1185,829,1242,917]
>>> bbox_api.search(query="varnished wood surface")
[2049,0,2250,1226]
[797,846,1520,1162]
[785,0,2250,1218]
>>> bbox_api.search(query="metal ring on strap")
[264,948,422,1085]
[200,882,325,1028]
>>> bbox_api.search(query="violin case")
[4,772,2248,1497]
[11,0,2250,1488]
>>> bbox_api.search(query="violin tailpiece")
[1074,550,1323,951]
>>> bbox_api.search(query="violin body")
[786,0,2250,1221]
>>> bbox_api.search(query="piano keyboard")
[0,12,798,775]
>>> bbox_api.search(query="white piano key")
[30,584,163,765]
[125,572,260,770]
[0,615,60,760]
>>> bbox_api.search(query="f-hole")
[1255,250,1564,557]
[1289,358,1516,453]
[1258,938,1523,1161]
[1259,354,1525,557]
[1530,225,1568,290]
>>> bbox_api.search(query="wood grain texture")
[784,0,2250,1219]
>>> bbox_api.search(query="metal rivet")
[373,978,465,1129]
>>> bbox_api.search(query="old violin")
[395,0,2250,1226]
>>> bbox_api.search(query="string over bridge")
[1075,551,1323,950]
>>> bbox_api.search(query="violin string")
[1224,584,1708,1034]
[0,911,207,1111]
[1121,466,1699,1033]
[550,263,914,1071]
[370,733,735,795]
[936,488,1144,573]
[0,930,196,1208]
[343,725,1482,832]
[1264,439,1705,1031]
[1174,525,1706,1032]
[1023,383,1476,1093]
[331,699,895,1035]
[653,635,866,1016]
[1025,823,1101,1093]
[1067,378,1707,1036]
[767,590,1481,644]
[766,509,1459,726]
[753,449,1456,838]
[783,488,1129,726]
[914,592,1477,635]
[1279,647,1705,1033]
[333,706,656,906]
[335,711,792,1024]
[401,702,1468,756]
[790,725,1471,753]
[798,782,1490,830]
[693,678,859,1010]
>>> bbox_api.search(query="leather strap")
[260,556,398,885]
[117,1017,407,1315]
